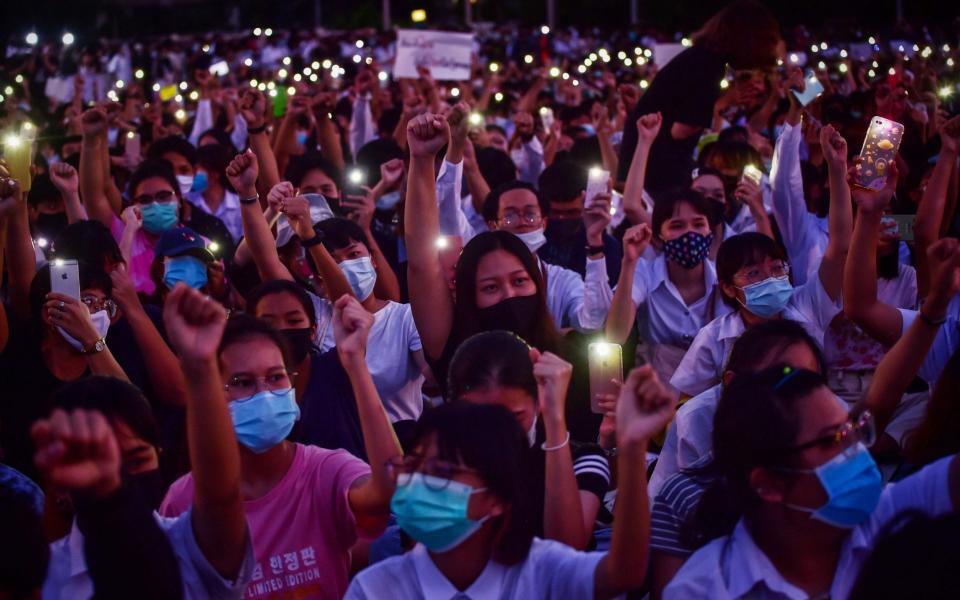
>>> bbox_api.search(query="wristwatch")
[301,229,326,247]
[239,193,260,205]
[81,337,107,355]
[585,244,605,257]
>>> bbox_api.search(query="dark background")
[3,0,958,40]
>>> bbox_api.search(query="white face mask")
[514,228,547,253]
[338,256,377,301]
[175,174,194,196]
[57,309,111,352]
[526,414,539,448]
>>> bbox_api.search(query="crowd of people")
[2,0,960,597]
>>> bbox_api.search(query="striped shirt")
[651,468,714,556]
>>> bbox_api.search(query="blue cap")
[154,226,215,262]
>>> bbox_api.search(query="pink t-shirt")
[110,215,157,295]
[160,443,371,600]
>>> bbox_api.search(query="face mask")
[580,124,597,137]
[737,276,793,319]
[477,295,539,342]
[526,414,539,448]
[663,231,713,269]
[515,228,547,253]
[57,309,111,351]
[163,255,208,290]
[391,472,490,553]
[140,201,179,234]
[176,174,194,196]
[296,131,308,147]
[126,469,165,511]
[546,218,582,241]
[339,256,377,301]
[375,190,402,211]
[191,171,209,194]
[781,443,882,528]
[228,388,300,454]
[280,327,314,364]
[35,212,69,242]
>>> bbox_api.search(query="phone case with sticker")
[857,116,904,191]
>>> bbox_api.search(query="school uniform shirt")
[543,259,613,331]
[366,301,425,423]
[187,189,244,244]
[663,455,956,600]
[899,308,960,385]
[160,443,372,600]
[722,204,759,240]
[670,274,841,397]
[648,384,721,498]
[344,538,607,600]
[629,256,731,348]
[44,510,254,600]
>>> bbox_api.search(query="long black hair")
[408,402,536,565]
[447,331,538,403]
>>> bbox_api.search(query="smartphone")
[209,60,229,77]
[589,343,623,414]
[791,72,825,107]
[584,167,610,209]
[539,106,555,132]
[159,84,178,102]
[124,132,140,164]
[50,259,81,300]
[272,85,288,117]
[741,164,763,187]
[857,116,905,191]
[888,214,915,241]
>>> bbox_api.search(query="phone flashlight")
[592,342,613,357]
[348,169,365,185]
[435,237,449,249]
[53,258,64,267]
[208,241,220,254]
[36,237,48,249]
[468,112,484,127]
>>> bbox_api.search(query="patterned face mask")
[662,231,714,269]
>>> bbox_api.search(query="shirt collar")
[222,189,240,210]
[67,519,88,577]
[412,544,505,600]
[725,521,809,600]
[651,255,719,302]
[715,309,745,341]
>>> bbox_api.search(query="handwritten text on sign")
[395,29,474,80]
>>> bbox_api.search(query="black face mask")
[280,327,314,364]
[546,217,582,241]
[477,295,539,343]
[34,212,69,243]
[126,469,166,512]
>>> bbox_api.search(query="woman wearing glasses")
[347,363,675,599]
[160,294,402,600]
[664,363,960,599]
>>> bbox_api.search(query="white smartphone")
[125,132,141,164]
[50,259,81,299]
[588,343,623,415]
[209,60,229,77]
[741,164,763,186]
[539,106,555,132]
[585,167,610,209]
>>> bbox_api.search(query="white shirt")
[43,510,254,600]
[344,539,607,600]
[629,256,731,347]
[436,160,475,243]
[187,189,244,243]
[899,308,960,384]
[670,273,841,397]
[722,204,759,240]
[770,121,829,286]
[543,259,612,331]
[664,455,956,600]
[649,384,722,498]
[366,301,425,422]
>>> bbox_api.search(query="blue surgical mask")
[191,170,209,194]
[391,472,490,552]
[140,201,179,233]
[375,190,402,211]
[782,443,882,528]
[228,388,300,454]
[339,256,377,301]
[737,276,793,318]
[163,255,208,290]
[580,124,597,136]
[296,131,308,147]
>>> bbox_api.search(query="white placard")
[653,43,686,67]
[394,29,474,80]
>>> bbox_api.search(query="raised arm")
[622,114,661,227]
[313,93,346,172]
[281,192,354,303]
[592,104,619,177]
[594,365,677,599]
[339,184,402,302]
[239,89,280,198]
[78,108,116,227]
[843,163,904,346]
[605,224,651,344]
[164,284,247,579]
[403,113,455,360]
[49,163,88,223]
[818,125,854,301]
[110,264,188,407]
[913,117,959,298]
[0,179,34,317]
[463,139,491,216]
[226,150,292,282]
[336,296,402,535]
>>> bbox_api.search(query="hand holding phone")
[585,167,610,209]
[857,116,904,191]
[741,164,763,186]
[50,259,81,300]
[589,342,623,414]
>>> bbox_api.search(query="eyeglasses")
[224,370,298,398]
[385,455,481,490]
[133,190,176,205]
[736,262,790,284]
[81,295,117,318]
[499,209,542,227]
[782,410,877,455]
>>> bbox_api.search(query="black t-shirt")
[617,46,727,196]
[294,349,367,461]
